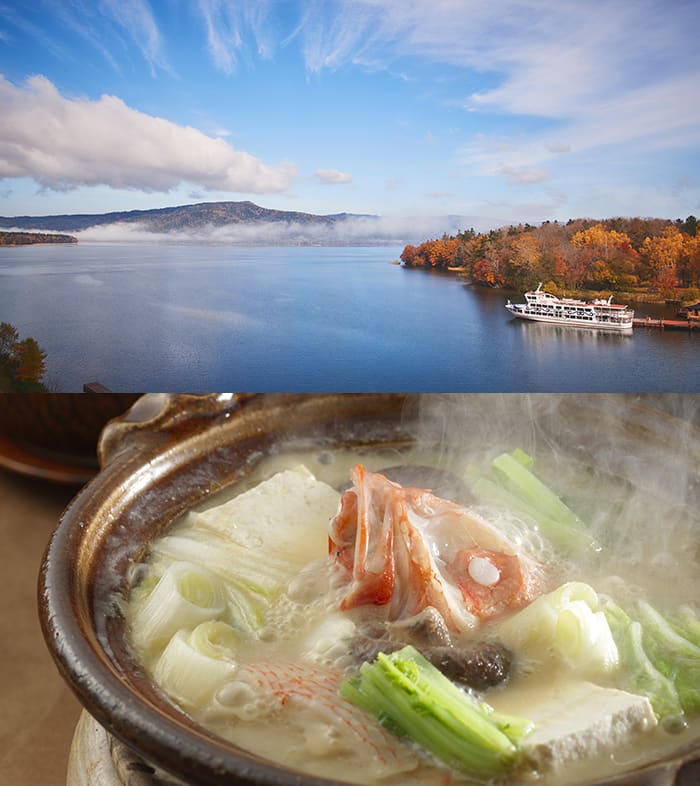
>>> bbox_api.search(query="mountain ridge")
[0,200,377,233]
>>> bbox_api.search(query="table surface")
[1,466,84,786]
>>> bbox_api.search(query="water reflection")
[1,244,697,391]
[509,320,633,346]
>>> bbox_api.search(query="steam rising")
[408,394,700,603]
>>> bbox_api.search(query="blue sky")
[1,0,699,234]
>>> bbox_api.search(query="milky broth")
[125,438,700,786]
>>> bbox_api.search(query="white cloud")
[291,1,697,110]
[314,168,353,185]
[282,1,700,183]
[179,1,699,191]
[0,74,296,194]
[461,68,700,180]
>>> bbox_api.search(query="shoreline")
[0,230,78,246]
[446,272,699,308]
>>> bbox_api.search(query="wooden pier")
[633,317,700,331]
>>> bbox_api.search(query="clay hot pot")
[39,393,700,786]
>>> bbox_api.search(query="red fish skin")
[446,547,535,620]
[235,659,424,774]
[331,465,396,609]
[329,489,358,572]
[328,465,543,630]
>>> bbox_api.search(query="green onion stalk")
[340,645,532,781]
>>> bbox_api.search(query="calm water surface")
[1,243,697,392]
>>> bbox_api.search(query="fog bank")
[69,214,496,246]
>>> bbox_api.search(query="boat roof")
[525,286,629,308]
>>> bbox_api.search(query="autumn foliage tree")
[14,338,47,384]
[640,226,687,292]
[400,215,699,299]
[0,321,48,391]
[570,224,638,290]
[507,233,542,290]
[400,236,460,268]
[678,234,700,287]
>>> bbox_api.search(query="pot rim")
[38,393,700,786]
[40,393,418,786]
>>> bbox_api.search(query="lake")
[0,243,697,392]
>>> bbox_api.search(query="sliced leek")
[152,534,294,597]
[130,561,226,655]
[498,582,619,678]
[154,620,239,709]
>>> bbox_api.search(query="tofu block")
[518,680,657,771]
[190,466,340,566]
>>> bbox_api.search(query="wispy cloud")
[97,0,168,77]
[38,0,169,76]
[1,0,76,62]
[287,0,386,72]
[314,168,352,184]
[461,68,700,179]
[196,0,275,73]
[0,74,296,193]
[282,1,700,180]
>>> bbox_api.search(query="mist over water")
[0,243,698,392]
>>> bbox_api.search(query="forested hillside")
[401,216,700,299]
[0,201,371,233]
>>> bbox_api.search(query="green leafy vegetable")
[671,606,700,648]
[604,600,700,720]
[340,645,532,780]
[634,601,700,716]
[635,601,700,659]
[469,450,599,553]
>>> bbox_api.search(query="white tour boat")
[505,283,634,332]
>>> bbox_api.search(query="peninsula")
[0,230,77,246]
[401,216,699,304]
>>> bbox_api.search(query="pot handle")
[97,393,256,468]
